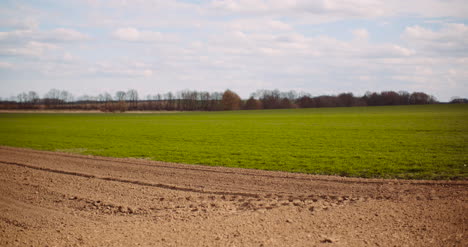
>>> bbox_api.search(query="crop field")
[0,104,467,179]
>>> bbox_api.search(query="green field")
[0,105,467,179]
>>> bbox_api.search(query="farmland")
[0,104,467,179]
[1,104,467,246]
[0,147,466,246]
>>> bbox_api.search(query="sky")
[0,0,467,101]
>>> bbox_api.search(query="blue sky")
[1,0,467,101]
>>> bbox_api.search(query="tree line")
[0,88,462,112]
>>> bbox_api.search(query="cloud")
[404,23,468,41]
[88,60,155,78]
[0,30,33,43]
[0,28,90,43]
[352,28,369,40]
[0,27,89,62]
[48,28,90,42]
[208,0,468,21]
[204,28,418,61]
[226,18,291,32]
[0,18,39,30]
[403,23,468,56]
[112,27,175,42]
[386,0,468,18]
[0,62,14,69]
[209,0,385,18]
[0,41,58,57]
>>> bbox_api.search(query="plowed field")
[0,146,466,246]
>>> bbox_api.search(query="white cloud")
[0,18,38,30]
[0,28,90,43]
[209,0,468,21]
[48,28,90,42]
[0,41,58,57]
[209,0,385,18]
[352,28,369,40]
[112,27,175,42]
[113,28,141,41]
[404,24,468,42]
[360,44,415,58]
[226,18,291,32]
[0,62,14,69]
[0,30,34,43]
[403,23,468,56]
[88,60,155,78]
[0,27,89,62]
[386,0,468,19]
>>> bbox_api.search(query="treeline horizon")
[1,88,466,112]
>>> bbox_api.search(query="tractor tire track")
[0,147,466,247]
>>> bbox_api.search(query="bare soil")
[0,110,180,114]
[0,146,466,246]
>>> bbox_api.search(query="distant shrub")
[450,98,468,104]
[222,90,241,110]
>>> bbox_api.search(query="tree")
[409,92,436,104]
[209,92,223,111]
[115,91,126,101]
[338,93,354,107]
[27,91,39,103]
[398,91,410,105]
[257,89,281,109]
[16,92,27,103]
[244,96,263,110]
[45,89,61,100]
[221,89,241,110]
[450,97,468,104]
[126,89,138,109]
[199,91,211,110]
[59,90,74,102]
[126,89,138,102]
[164,92,174,110]
[44,89,64,107]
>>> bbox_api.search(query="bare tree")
[44,89,63,107]
[257,89,282,109]
[59,90,74,102]
[101,92,112,102]
[165,92,174,110]
[2,88,444,111]
[97,94,105,102]
[27,91,39,103]
[398,91,410,105]
[17,92,28,104]
[125,89,138,110]
[45,89,61,100]
[126,89,138,102]
[115,91,126,101]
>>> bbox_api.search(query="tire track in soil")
[0,147,467,247]
[0,160,258,198]
[0,160,360,215]
[1,146,465,186]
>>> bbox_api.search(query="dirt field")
[0,146,466,246]
[0,110,181,114]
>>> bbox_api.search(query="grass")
[0,104,467,179]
